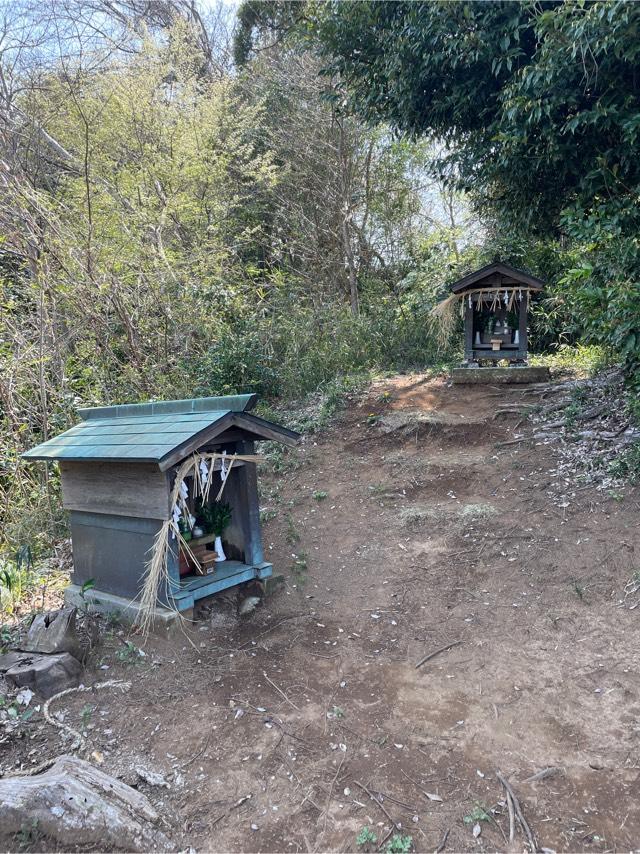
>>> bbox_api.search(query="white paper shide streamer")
[138,450,262,633]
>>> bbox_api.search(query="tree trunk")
[341,215,359,316]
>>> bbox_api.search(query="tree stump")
[22,607,81,657]
[0,756,173,851]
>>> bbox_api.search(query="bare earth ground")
[3,373,640,853]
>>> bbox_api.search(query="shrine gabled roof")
[449,262,545,294]
[22,394,299,470]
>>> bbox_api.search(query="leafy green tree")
[316,0,640,375]
[1,6,472,557]
[316,1,638,225]
[0,20,278,550]
[233,0,306,66]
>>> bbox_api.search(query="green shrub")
[187,321,282,398]
[356,827,377,848]
[384,834,413,853]
[530,344,611,377]
[608,443,640,484]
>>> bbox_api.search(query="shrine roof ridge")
[449,262,545,294]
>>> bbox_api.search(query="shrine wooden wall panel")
[59,461,170,520]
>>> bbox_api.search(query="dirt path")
[4,373,640,853]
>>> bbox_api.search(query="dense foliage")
[315,0,640,376]
[5,0,638,573]
[0,2,476,559]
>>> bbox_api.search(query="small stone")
[16,688,34,706]
[5,652,82,699]
[135,767,169,788]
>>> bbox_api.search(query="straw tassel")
[429,286,536,347]
[138,450,263,633]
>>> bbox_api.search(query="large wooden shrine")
[446,262,550,383]
[451,261,545,365]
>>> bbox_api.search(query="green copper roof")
[21,394,275,467]
[77,393,257,420]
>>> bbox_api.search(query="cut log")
[22,607,81,658]
[0,755,173,851]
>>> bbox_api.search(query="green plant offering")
[198,501,232,536]
[209,502,232,537]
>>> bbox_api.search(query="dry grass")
[400,501,497,529]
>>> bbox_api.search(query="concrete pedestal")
[64,584,187,631]
[452,366,550,384]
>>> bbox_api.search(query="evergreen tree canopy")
[317,0,640,231]
[316,0,640,373]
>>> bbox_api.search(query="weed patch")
[530,344,611,377]
[290,552,308,584]
[356,826,377,849]
[463,804,491,825]
[384,834,413,853]
[285,515,301,545]
[115,641,146,666]
[607,442,640,484]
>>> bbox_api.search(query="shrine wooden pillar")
[518,293,528,360]
[464,298,474,362]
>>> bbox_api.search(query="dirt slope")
[3,373,640,853]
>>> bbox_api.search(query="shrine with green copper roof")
[23,394,300,623]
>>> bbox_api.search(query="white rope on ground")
[43,680,132,750]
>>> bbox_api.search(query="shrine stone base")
[452,366,551,384]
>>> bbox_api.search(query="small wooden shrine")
[23,395,299,623]
[449,261,545,365]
